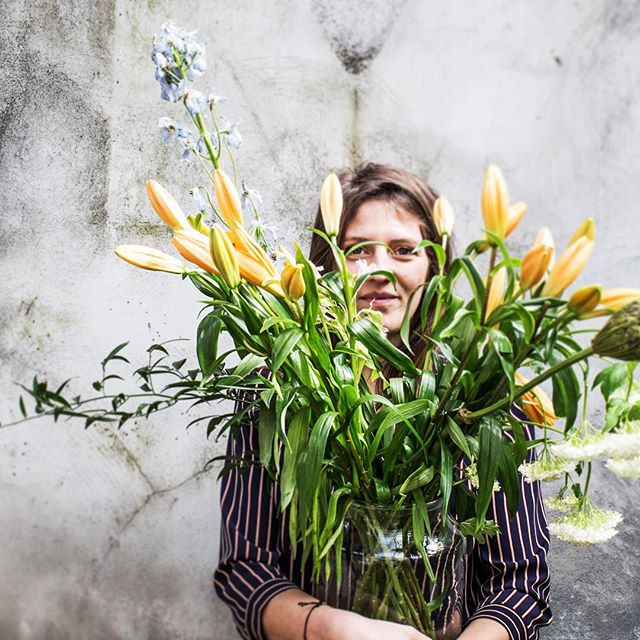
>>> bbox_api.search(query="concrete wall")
[1,1,639,638]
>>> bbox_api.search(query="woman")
[214,162,552,640]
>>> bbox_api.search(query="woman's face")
[342,198,431,345]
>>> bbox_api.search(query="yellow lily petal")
[568,218,595,246]
[320,173,343,237]
[172,230,218,273]
[599,288,640,311]
[433,196,455,237]
[214,168,244,229]
[485,266,507,321]
[146,180,190,230]
[114,245,184,274]
[481,165,509,241]
[520,244,553,291]
[505,201,526,237]
[542,236,594,297]
[515,372,557,426]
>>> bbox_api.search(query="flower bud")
[187,214,211,235]
[320,173,343,237]
[592,300,640,361]
[541,236,594,297]
[568,285,602,314]
[505,201,526,237]
[520,244,552,290]
[433,196,455,237]
[534,227,556,269]
[485,266,507,321]
[210,226,241,288]
[515,373,557,426]
[114,245,184,274]
[146,180,189,230]
[214,168,244,229]
[481,165,509,241]
[281,263,306,300]
[568,218,595,246]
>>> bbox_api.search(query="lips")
[358,291,400,309]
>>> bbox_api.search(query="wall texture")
[1,1,639,638]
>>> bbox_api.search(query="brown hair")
[308,161,454,376]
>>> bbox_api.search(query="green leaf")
[439,437,453,518]
[475,417,503,520]
[497,444,520,517]
[298,412,337,524]
[197,314,223,377]
[592,363,628,401]
[272,328,304,373]
[281,406,310,509]
[349,318,419,375]
[397,464,435,496]
[258,400,277,467]
[445,416,472,459]
[551,363,580,431]
[102,341,130,366]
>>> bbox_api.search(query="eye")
[394,246,415,256]
[345,245,368,257]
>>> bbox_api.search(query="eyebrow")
[343,236,422,244]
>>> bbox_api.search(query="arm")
[263,588,433,640]
[213,393,299,639]
[464,414,553,640]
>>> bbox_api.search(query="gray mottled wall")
[1,1,639,638]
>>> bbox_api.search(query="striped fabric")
[214,392,552,640]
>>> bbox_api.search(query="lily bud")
[320,173,343,237]
[229,225,279,279]
[520,244,552,290]
[534,227,556,269]
[214,168,244,229]
[433,196,455,237]
[281,263,306,300]
[541,236,594,297]
[592,300,640,361]
[568,285,602,314]
[485,266,507,321]
[568,218,595,246]
[210,226,241,288]
[505,201,526,237]
[599,288,640,311]
[146,180,189,230]
[114,245,184,274]
[515,373,557,426]
[481,165,509,241]
[187,214,211,235]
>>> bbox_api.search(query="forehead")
[345,198,424,241]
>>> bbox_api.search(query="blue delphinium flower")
[219,115,242,149]
[157,116,177,143]
[191,186,208,213]
[152,21,206,103]
[184,90,207,117]
[206,88,228,108]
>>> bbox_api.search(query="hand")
[312,606,432,640]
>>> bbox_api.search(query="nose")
[365,247,395,280]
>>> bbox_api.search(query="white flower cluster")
[550,421,640,462]
[549,501,623,545]
[545,493,579,513]
[519,455,575,483]
[605,456,640,479]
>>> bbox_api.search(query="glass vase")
[314,499,466,640]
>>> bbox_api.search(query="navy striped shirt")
[214,393,552,640]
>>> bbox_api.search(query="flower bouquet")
[7,22,640,639]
